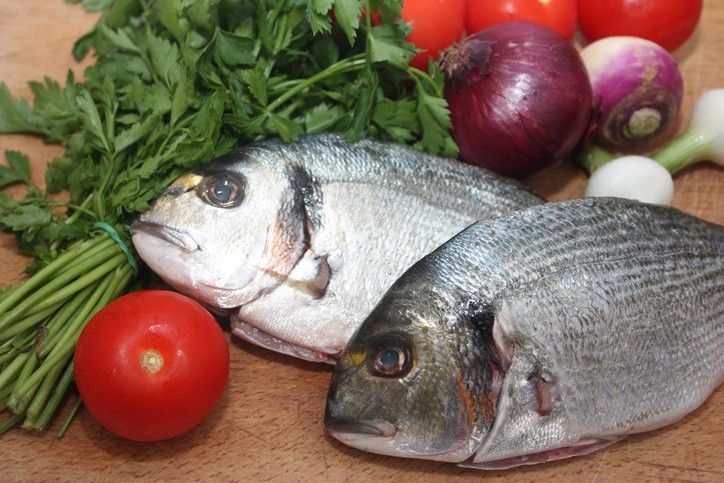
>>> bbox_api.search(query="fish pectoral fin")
[462,436,627,470]
[307,255,331,298]
[493,301,516,371]
[530,375,553,417]
[258,254,331,299]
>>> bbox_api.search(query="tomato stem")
[140,349,164,374]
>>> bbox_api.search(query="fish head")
[325,275,503,463]
[131,147,305,310]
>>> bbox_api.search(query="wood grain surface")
[1,1,723,482]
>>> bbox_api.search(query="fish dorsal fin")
[493,300,515,372]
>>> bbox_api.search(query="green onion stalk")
[0,230,136,436]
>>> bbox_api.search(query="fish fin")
[257,254,330,299]
[310,255,331,298]
[530,375,553,417]
[231,318,339,364]
[493,301,515,371]
[287,254,330,299]
[462,436,627,470]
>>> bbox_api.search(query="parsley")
[0,0,456,436]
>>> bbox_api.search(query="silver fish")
[325,197,724,469]
[130,133,544,363]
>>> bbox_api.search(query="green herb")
[0,0,455,435]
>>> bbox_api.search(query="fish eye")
[368,340,412,378]
[200,173,244,208]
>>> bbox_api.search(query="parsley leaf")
[0,151,32,188]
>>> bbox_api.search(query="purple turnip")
[580,36,684,148]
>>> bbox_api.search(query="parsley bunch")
[0,0,455,436]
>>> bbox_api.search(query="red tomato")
[74,290,230,442]
[578,0,703,52]
[466,0,578,40]
[403,0,466,70]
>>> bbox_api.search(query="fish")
[324,197,724,469]
[129,132,545,364]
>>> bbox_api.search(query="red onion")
[440,21,593,180]
[580,36,684,148]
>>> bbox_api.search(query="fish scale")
[325,197,724,470]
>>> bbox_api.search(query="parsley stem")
[94,160,114,221]
[266,12,289,77]
[35,360,80,430]
[0,302,61,341]
[0,238,119,328]
[0,351,31,393]
[32,252,126,320]
[6,352,41,413]
[267,0,290,30]
[37,283,98,360]
[0,235,111,322]
[266,55,367,113]
[24,353,71,423]
[12,262,132,405]
[63,194,97,224]
[0,411,24,436]
[152,116,194,161]
[0,380,15,404]
[57,394,83,438]
[407,67,444,98]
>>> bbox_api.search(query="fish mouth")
[324,417,397,439]
[130,219,198,252]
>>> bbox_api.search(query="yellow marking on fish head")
[173,173,204,189]
[338,347,366,369]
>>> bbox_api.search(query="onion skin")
[441,21,593,180]
[580,37,683,148]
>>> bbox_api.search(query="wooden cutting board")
[1,1,723,481]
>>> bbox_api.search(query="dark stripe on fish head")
[289,165,324,234]
[454,299,506,432]
[255,165,328,297]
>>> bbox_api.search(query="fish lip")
[324,417,397,438]
[129,219,198,252]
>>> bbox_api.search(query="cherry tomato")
[466,0,578,40]
[74,290,230,442]
[578,0,703,52]
[403,0,466,70]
